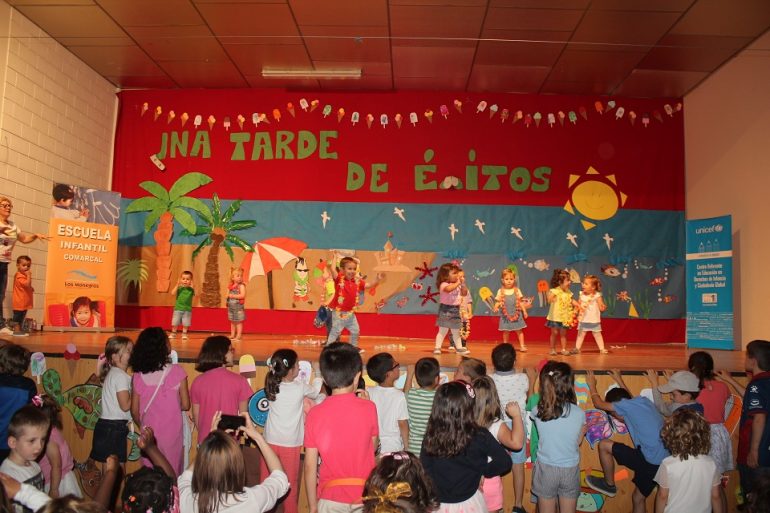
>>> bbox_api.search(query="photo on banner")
[685,215,733,349]
[44,183,121,330]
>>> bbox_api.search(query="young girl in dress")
[572,274,608,354]
[493,268,528,353]
[39,395,81,497]
[420,381,511,513]
[689,351,732,512]
[179,413,288,513]
[227,268,246,341]
[362,452,439,513]
[89,336,133,471]
[190,336,253,445]
[472,376,524,513]
[545,269,577,356]
[531,361,585,513]
[433,263,469,355]
[129,327,190,477]
[123,426,178,513]
[261,349,323,513]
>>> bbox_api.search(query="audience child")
[420,381,512,513]
[0,405,49,513]
[366,353,409,454]
[717,339,770,501]
[654,408,722,513]
[123,426,178,513]
[89,336,132,470]
[0,471,50,513]
[689,351,733,511]
[0,344,36,464]
[472,376,524,513]
[304,342,378,513]
[433,263,469,355]
[262,349,323,513]
[746,471,770,513]
[453,358,485,383]
[489,343,529,513]
[362,452,439,513]
[572,274,608,354]
[530,362,586,513]
[326,257,384,351]
[226,268,246,341]
[585,369,669,513]
[190,336,252,445]
[646,370,704,416]
[11,257,33,333]
[524,362,548,465]
[545,269,576,356]
[169,271,195,340]
[38,395,81,497]
[493,268,528,352]
[129,327,190,476]
[403,359,440,455]
[179,413,288,513]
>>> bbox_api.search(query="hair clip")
[363,482,413,507]
[31,395,43,407]
[282,358,289,367]
[454,380,475,399]
[97,353,106,362]
[547,370,555,376]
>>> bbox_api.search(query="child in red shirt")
[12,255,33,332]
[325,256,383,352]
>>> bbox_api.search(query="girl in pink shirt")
[39,395,82,497]
[433,263,470,355]
[689,351,733,512]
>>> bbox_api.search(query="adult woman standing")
[0,196,48,334]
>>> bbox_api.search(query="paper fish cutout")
[584,409,628,448]
[248,389,270,427]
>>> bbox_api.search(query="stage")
[4,329,747,373]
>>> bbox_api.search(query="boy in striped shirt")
[404,357,440,454]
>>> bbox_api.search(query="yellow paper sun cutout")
[564,166,628,230]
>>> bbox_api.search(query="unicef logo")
[714,224,723,232]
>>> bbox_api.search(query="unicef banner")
[44,183,122,330]
[686,215,733,349]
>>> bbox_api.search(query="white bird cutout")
[474,219,486,235]
[566,232,578,248]
[603,233,614,251]
[393,207,406,222]
[510,226,523,240]
[449,223,459,241]
[321,211,331,229]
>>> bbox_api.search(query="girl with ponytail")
[261,349,323,513]
[530,361,586,513]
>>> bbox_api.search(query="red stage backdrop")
[112,90,685,344]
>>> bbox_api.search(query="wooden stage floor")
[3,330,748,373]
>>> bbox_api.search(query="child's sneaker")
[586,476,617,497]
[0,326,13,336]
[169,332,176,339]
[449,346,456,352]
[433,348,442,355]
[182,333,189,340]
[569,348,580,355]
[456,347,470,354]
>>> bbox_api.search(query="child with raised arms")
[545,269,577,356]
[169,270,194,340]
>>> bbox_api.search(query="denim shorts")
[90,418,129,462]
[171,309,192,327]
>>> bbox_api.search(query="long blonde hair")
[472,376,502,428]
[100,336,132,382]
[192,431,246,513]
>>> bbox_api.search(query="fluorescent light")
[261,67,362,79]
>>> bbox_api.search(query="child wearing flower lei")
[326,256,384,350]
[459,270,472,347]
[545,269,578,356]
[493,268,528,353]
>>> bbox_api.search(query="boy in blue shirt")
[585,369,669,513]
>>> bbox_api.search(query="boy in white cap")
[646,369,704,416]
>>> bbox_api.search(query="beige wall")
[684,32,770,349]
[0,2,118,324]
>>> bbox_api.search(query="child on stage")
[433,263,470,355]
[493,268,528,352]
[572,274,608,354]
[169,270,194,340]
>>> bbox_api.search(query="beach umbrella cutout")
[240,237,308,309]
